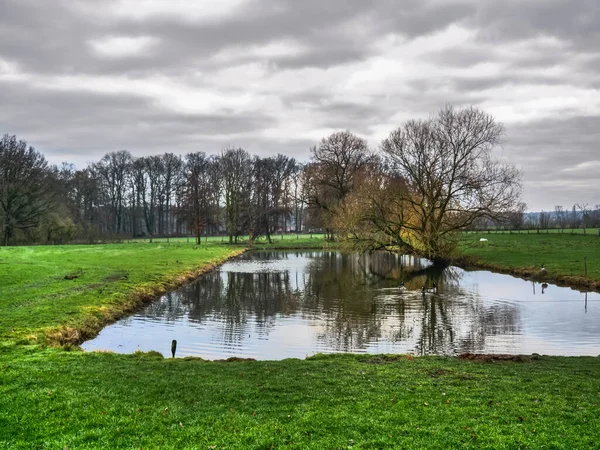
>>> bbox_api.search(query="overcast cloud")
[0,0,598,210]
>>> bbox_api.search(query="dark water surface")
[82,251,600,359]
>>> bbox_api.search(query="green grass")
[2,238,600,448]
[460,232,600,285]
[0,242,245,345]
[1,349,599,449]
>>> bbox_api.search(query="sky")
[0,0,598,211]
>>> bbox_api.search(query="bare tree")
[182,152,219,244]
[505,202,527,231]
[380,106,522,263]
[554,205,568,232]
[593,205,600,229]
[576,203,590,235]
[332,162,414,253]
[291,163,307,233]
[538,210,550,232]
[0,135,55,245]
[221,148,252,243]
[139,155,163,240]
[158,153,183,237]
[93,150,132,235]
[308,131,375,240]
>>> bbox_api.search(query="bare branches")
[376,106,522,262]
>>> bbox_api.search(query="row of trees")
[2,106,527,262]
[471,204,600,232]
[1,143,307,246]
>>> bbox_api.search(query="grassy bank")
[1,348,599,449]
[0,243,245,345]
[460,233,600,290]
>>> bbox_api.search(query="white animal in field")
[479,238,488,242]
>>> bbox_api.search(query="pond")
[81,251,600,359]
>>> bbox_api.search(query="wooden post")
[171,340,177,358]
[584,257,587,277]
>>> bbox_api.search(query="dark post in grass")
[171,339,177,358]
[584,257,587,277]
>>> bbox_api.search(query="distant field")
[460,232,600,283]
[467,228,599,236]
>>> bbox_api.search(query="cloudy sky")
[0,0,598,211]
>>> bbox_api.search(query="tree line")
[472,203,600,233]
[2,106,527,262]
[0,139,307,246]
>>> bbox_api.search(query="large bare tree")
[374,106,523,262]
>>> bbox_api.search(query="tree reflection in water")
[143,251,521,355]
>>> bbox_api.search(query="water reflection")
[82,251,600,359]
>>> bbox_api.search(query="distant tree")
[0,134,55,246]
[158,153,183,236]
[593,205,600,228]
[538,210,550,232]
[221,148,252,243]
[308,131,375,240]
[182,152,219,244]
[270,154,297,233]
[576,203,590,235]
[554,205,567,232]
[570,205,579,229]
[524,213,538,230]
[92,150,132,234]
[506,202,527,230]
[291,163,307,233]
[138,155,163,240]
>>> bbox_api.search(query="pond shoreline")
[49,248,249,347]
[455,256,600,293]
[82,248,600,359]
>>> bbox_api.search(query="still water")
[82,251,600,359]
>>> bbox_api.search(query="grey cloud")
[0,81,277,166]
[449,73,567,92]
[1,0,599,210]
[505,115,600,209]
[423,46,496,68]
[1,0,477,76]
[471,0,600,51]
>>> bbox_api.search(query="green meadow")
[2,349,599,449]
[1,237,599,448]
[0,243,246,346]
[460,232,600,287]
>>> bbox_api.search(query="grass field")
[0,243,245,345]
[2,238,600,448]
[460,232,600,287]
[468,228,599,236]
[1,349,599,449]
